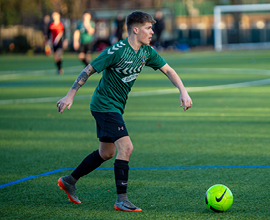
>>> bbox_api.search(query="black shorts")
[91,111,129,143]
[78,42,94,54]
[53,42,63,52]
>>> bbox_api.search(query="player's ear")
[133,27,139,35]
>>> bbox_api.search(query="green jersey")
[90,38,166,114]
[76,20,95,44]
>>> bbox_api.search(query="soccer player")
[73,11,95,67]
[56,11,192,212]
[47,12,68,74]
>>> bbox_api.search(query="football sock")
[82,58,88,66]
[114,159,129,194]
[116,193,128,202]
[71,150,105,180]
[56,60,62,70]
[63,174,77,185]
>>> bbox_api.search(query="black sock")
[71,150,105,180]
[82,58,88,66]
[114,159,129,194]
[56,60,62,70]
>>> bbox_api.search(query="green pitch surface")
[1,50,270,219]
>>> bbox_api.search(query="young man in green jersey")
[56,11,192,212]
[73,11,95,66]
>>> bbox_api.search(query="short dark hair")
[126,11,156,34]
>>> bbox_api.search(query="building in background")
[1,0,270,53]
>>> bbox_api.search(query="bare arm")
[73,30,80,51]
[56,64,96,113]
[160,63,192,111]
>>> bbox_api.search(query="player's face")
[83,13,91,22]
[137,22,154,45]
[52,12,60,22]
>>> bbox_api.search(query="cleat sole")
[114,205,142,212]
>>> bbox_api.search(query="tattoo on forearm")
[71,65,95,91]
[71,81,82,91]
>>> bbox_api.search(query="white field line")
[0,66,83,81]
[173,68,270,76]
[1,78,270,105]
[1,67,270,81]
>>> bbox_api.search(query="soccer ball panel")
[205,184,233,212]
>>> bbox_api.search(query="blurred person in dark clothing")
[153,10,165,48]
[115,12,125,41]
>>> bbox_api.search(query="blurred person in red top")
[46,12,68,75]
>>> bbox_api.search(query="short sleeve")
[90,47,117,73]
[145,47,166,70]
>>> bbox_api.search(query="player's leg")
[78,43,88,66]
[85,52,92,66]
[88,111,141,211]
[54,47,64,74]
[85,42,94,65]
[58,142,115,204]
[99,141,116,160]
[71,141,115,179]
[113,136,142,212]
[78,51,88,66]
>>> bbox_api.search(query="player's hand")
[56,95,73,114]
[180,91,192,111]
[83,21,91,29]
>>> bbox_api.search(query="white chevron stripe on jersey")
[112,45,119,50]
[109,45,148,76]
[122,68,129,75]
[137,65,143,72]
[114,67,122,73]
[107,42,125,55]
[133,66,138,72]
[128,67,134,74]
[107,49,114,54]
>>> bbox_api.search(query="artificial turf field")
[0,49,270,219]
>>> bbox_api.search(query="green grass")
[1,50,270,219]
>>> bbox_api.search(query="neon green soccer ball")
[205,184,233,212]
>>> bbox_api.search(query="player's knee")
[123,143,133,158]
[105,151,115,160]
[78,53,85,60]
[100,150,115,161]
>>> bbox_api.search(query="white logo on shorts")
[118,126,124,131]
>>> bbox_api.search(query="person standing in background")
[153,10,165,49]
[47,12,68,75]
[43,15,51,40]
[43,15,51,56]
[73,11,95,67]
[115,12,125,41]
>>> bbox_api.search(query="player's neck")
[127,36,142,51]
